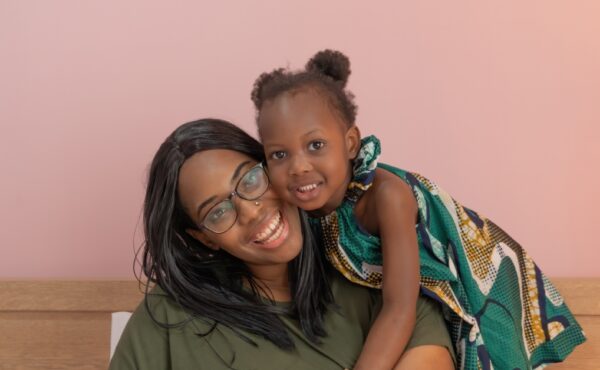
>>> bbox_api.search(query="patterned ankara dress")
[310,136,586,370]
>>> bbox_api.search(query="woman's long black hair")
[139,118,333,349]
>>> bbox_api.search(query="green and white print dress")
[310,135,586,370]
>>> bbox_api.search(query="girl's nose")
[288,154,313,175]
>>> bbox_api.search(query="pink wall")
[1,1,599,278]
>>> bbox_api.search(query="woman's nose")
[235,197,262,225]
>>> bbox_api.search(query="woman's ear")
[186,228,220,251]
[345,125,361,159]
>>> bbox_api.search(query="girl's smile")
[291,180,323,202]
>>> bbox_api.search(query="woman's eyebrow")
[230,160,252,185]
[196,195,217,220]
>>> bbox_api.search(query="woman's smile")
[251,209,290,249]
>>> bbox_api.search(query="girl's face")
[178,149,303,273]
[258,89,360,216]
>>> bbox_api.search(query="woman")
[109,118,455,370]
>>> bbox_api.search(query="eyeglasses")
[198,162,270,234]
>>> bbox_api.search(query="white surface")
[110,311,132,360]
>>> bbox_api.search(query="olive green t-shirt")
[110,271,452,370]
[110,272,381,370]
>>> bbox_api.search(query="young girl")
[251,50,586,370]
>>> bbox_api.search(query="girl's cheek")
[272,179,288,194]
[267,165,286,183]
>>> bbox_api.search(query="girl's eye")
[270,151,287,160]
[308,140,325,151]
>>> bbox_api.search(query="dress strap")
[345,135,381,204]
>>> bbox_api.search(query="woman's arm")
[353,177,420,370]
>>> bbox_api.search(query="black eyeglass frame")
[198,162,269,234]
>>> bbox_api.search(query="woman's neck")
[247,263,291,302]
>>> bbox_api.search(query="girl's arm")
[353,176,420,370]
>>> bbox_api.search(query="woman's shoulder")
[109,287,168,369]
[109,286,217,370]
[123,285,204,330]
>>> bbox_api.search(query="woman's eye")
[270,151,287,160]
[244,173,257,185]
[209,208,227,221]
[308,141,325,151]
[241,171,260,190]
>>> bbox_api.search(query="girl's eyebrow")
[195,160,252,219]
[301,128,323,138]
[263,129,323,148]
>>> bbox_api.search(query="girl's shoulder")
[376,162,411,181]
[368,165,416,205]
[351,165,417,236]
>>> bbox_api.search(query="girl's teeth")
[298,183,318,192]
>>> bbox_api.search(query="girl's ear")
[186,228,220,251]
[345,125,361,159]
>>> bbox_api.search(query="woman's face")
[178,149,303,273]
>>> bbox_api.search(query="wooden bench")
[0,279,597,369]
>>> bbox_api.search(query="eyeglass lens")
[202,165,268,233]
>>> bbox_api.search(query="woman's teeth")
[297,183,318,193]
[255,212,283,243]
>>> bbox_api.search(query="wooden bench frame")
[0,279,597,369]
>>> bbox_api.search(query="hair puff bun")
[305,49,351,88]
